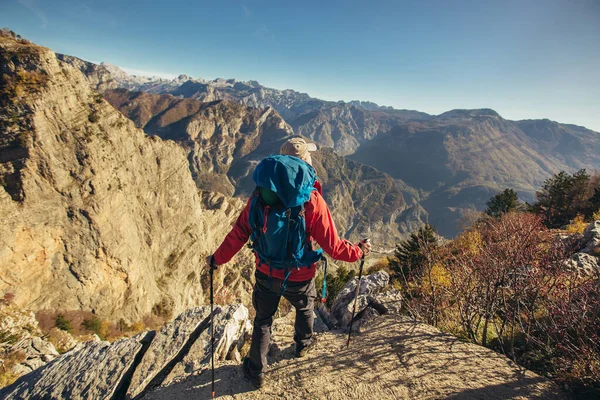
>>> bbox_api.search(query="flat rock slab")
[163,304,250,385]
[126,306,212,399]
[1,335,143,400]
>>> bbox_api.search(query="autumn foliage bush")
[399,213,599,394]
[36,310,160,342]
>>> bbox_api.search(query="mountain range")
[63,58,600,237]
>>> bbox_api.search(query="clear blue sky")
[2,0,599,131]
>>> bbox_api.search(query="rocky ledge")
[0,304,251,400]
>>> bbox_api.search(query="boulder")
[565,252,600,278]
[581,220,600,254]
[367,290,403,315]
[0,305,251,400]
[316,304,337,330]
[46,328,78,354]
[313,310,330,333]
[0,307,65,380]
[331,271,390,327]
[9,337,60,375]
[354,307,381,333]
[162,304,251,385]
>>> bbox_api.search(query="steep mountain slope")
[0,35,253,323]
[517,118,600,170]
[103,88,293,196]
[349,109,600,236]
[311,149,426,245]
[102,89,424,245]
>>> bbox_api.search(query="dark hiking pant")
[248,270,316,373]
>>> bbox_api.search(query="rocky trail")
[145,313,563,400]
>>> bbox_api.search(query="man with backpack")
[207,137,371,388]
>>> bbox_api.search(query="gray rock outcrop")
[330,271,391,327]
[566,252,600,278]
[1,335,145,399]
[8,337,59,376]
[125,307,212,398]
[0,306,61,380]
[162,304,251,386]
[581,220,600,254]
[56,54,117,92]
[0,305,251,400]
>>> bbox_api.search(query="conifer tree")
[485,188,522,218]
[390,224,437,281]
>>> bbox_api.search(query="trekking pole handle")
[359,238,371,259]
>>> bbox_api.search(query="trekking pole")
[209,256,216,399]
[347,239,370,348]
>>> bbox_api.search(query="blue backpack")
[248,155,324,290]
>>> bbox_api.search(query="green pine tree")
[531,169,591,228]
[485,188,522,218]
[390,224,437,281]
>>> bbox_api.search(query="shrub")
[366,257,391,275]
[0,293,15,306]
[152,297,174,319]
[88,111,100,123]
[81,316,103,338]
[413,212,600,393]
[389,224,438,284]
[0,330,20,345]
[54,314,73,333]
[321,265,356,308]
[565,214,588,234]
[0,350,26,387]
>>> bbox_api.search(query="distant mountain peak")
[346,100,395,111]
[438,108,501,119]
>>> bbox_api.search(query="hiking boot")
[295,336,317,358]
[242,357,264,389]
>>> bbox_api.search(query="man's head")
[280,137,317,165]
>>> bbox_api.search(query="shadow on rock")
[142,364,255,399]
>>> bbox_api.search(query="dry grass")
[0,350,26,388]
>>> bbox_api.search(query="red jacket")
[213,181,363,281]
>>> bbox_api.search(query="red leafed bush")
[411,212,599,393]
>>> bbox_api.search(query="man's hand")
[358,239,371,256]
[206,255,219,270]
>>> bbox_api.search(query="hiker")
[207,137,371,388]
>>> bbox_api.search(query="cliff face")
[102,89,293,196]
[0,36,252,322]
